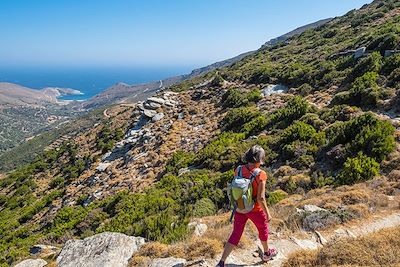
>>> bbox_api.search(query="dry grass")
[283,226,400,267]
[132,237,223,263]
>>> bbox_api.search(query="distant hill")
[0,82,81,106]
[261,18,333,48]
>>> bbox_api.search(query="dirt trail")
[197,211,400,267]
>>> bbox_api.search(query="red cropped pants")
[228,209,269,246]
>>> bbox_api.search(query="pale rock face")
[148,257,187,267]
[188,222,208,236]
[147,97,166,105]
[303,205,326,213]
[262,84,288,97]
[96,162,111,172]
[152,113,165,122]
[56,232,145,267]
[14,259,47,267]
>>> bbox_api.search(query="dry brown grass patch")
[284,226,400,267]
[186,237,223,260]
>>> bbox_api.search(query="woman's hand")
[266,213,272,222]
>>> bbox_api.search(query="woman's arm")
[257,179,272,221]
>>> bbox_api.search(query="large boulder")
[56,232,145,267]
[148,257,187,267]
[14,259,47,267]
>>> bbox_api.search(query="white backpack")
[227,165,261,217]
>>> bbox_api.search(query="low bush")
[192,198,217,217]
[337,152,380,185]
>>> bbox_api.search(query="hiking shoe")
[216,260,225,267]
[262,248,278,261]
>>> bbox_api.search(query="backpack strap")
[237,165,243,177]
[249,168,261,183]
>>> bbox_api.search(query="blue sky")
[0,0,371,68]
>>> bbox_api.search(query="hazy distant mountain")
[261,18,333,48]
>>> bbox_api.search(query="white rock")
[290,237,321,250]
[148,257,187,267]
[304,205,326,213]
[143,109,157,118]
[56,232,145,267]
[96,162,111,172]
[152,113,164,122]
[188,222,208,236]
[15,259,47,267]
[147,97,166,105]
[102,152,112,161]
[354,46,366,59]
[262,84,288,96]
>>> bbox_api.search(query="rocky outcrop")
[29,244,59,258]
[56,232,145,267]
[148,257,187,267]
[14,259,47,267]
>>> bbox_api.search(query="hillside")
[0,83,83,154]
[1,0,400,266]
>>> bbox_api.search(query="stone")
[314,230,328,245]
[147,97,166,105]
[354,46,366,59]
[15,259,47,267]
[188,222,208,236]
[30,244,59,257]
[304,205,327,213]
[143,109,157,118]
[152,112,165,122]
[290,237,321,250]
[144,102,161,110]
[262,84,288,96]
[96,162,111,172]
[148,257,187,267]
[56,232,145,267]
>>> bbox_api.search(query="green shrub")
[267,190,288,205]
[211,73,224,87]
[367,33,400,54]
[49,176,65,189]
[221,88,262,108]
[165,151,195,175]
[195,132,246,171]
[332,72,381,107]
[337,152,380,185]
[222,107,261,132]
[192,198,217,217]
[267,96,309,129]
[327,113,395,162]
[350,52,382,80]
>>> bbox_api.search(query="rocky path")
[201,211,400,267]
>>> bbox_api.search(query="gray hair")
[244,145,265,164]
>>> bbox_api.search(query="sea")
[0,66,194,100]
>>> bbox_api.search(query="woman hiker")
[217,145,278,266]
